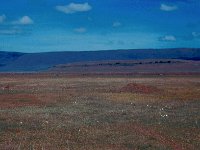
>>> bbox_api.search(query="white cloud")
[74,27,87,33]
[160,35,176,41]
[13,16,34,25]
[0,29,21,35]
[0,14,6,23]
[192,32,200,38]
[56,3,92,14]
[113,22,121,27]
[160,4,178,11]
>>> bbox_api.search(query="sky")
[0,0,200,52]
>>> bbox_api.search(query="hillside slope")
[0,48,199,72]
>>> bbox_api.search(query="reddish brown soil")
[0,94,43,109]
[0,74,199,149]
[131,124,193,150]
[120,83,159,94]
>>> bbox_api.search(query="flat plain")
[0,73,200,149]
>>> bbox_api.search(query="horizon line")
[1,47,200,54]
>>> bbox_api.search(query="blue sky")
[0,0,200,52]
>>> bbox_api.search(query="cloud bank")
[13,16,34,25]
[0,15,6,23]
[159,35,176,41]
[74,27,87,33]
[160,4,178,11]
[0,29,21,35]
[56,3,92,14]
[192,32,200,38]
[113,22,121,27]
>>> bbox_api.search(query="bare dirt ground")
[49,59,200,74]
[0,74,200,149]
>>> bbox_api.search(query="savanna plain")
[0,74,200,150]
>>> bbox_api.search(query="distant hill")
[0,51,24,67]
[0,48,200,72]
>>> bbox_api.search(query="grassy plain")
[0,74,200,149]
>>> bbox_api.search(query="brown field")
[0,74,200,149]
[49,59,200,74]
